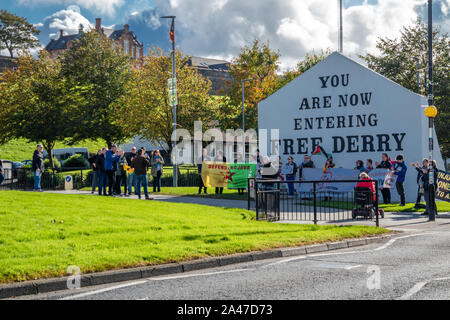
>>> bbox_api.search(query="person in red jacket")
[355,172,376,202]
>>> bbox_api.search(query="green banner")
[226,163,256,189]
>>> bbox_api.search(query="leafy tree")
[0,10,41,57]
[228,39,281,130]
[0,52,88,170]
[60,30,133,148]
[361,18,449,158]
[118,47,215,153]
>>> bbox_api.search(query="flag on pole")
[169,20,175,42]
[312,145,332,160]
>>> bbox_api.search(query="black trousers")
[381,188,391,204]
[106,170,115,195]
[215,187,223,194]
[416,185,423,204]
[198,174,207,193]
[115,174,127,195]
[153,170,161,192]
[395,182,405,205]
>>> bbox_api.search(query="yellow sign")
[424,105,438,118]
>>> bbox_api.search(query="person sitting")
[355,172,376,202]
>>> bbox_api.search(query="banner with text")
[201,162,256,188]
[299,168,396,193]
[436,170,450,202]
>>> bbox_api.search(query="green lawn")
[155,187,248,200]
[379,202,450,213]
[0,191,388,283]
[0,138,107,162]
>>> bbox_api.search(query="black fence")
[0,166,201,191]
[248,179,382,227]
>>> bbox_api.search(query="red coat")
[355,178,376,201]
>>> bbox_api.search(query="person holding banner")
[421,162,438,216]
[376,153,392,204]
[198,148,209,194]
[392,154,407,206]
[411,159,428,207]
[215,150,226,194]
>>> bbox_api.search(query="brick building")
[45,18,143,61]
[187,56,232,95]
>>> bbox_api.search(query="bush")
[44,157,61,171]
[63,154,89,169]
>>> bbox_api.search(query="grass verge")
[0,191,388,283]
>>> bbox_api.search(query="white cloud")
[17,0,125,17]
[152,0,442,69]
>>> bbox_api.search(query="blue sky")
[1,0,449,69]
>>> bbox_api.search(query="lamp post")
[241,79,251,132]
[161,15,177,187]
[425,0,436,221]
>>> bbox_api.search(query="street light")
[241,79,251,132]
[161,15,178,188]
[426,0,436,221]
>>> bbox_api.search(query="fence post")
[375,180,379,227]
[313,182,318,224]
[255,180,259,220]
[247,178,250,211]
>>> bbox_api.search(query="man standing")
[104,145,122,196]
[197,148,209,194]
[88,150,101,194]
[96,148,107,196]
[299,155,315,180]
[392,154,407,206]
[126,146,138,195]
[284,156,297,196]
[32,144,44,192]
[132,148,152,200]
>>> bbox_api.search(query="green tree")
[228,38,281,130]
[118,47,216,153]
[361,18,449,158]
[0,52,88,170]
[60,30,133,148]
[0,10,41,58]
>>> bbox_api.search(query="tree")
[118,47,216,153]
[0,10,41,58]
[361,18,449,158]
[60,30,133,148]
[228,39,281,130]
[0,52,88,170]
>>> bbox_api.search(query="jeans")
[33,171,41,190]
[135,174,149,198]
[91,171,98,192]
[98,171,107,195]
[152,170,161,192]
[395,182,405,205]
[286,175,295,195]
[127,172,136,194]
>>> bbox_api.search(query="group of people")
[88,145,164,200]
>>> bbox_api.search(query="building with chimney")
[186,56,232,95]
[45,18,143,60]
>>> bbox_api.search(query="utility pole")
[425,0,437,221]
[161,15,178,187]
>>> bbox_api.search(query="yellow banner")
[201,161,228,188]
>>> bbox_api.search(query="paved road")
[14,218,450,300]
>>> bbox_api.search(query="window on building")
[124,39,129,55]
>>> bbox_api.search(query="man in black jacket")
[126,146,138,195]
[422,161,438,216]
[96,148,107,196]
[132,149,152,200]
[32,144,44,191]
[88,150,101,194]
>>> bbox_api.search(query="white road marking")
[397,277,450,300]
[263,232,437,268]
[60,268,253,300]
[344,265,362,270]
[148,268,253,281]
[60,280,148,300]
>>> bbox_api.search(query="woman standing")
[151,150,164,193]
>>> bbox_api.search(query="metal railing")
[248,179,381,226]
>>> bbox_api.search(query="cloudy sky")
[2,0,449,69]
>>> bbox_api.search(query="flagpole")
[161,15,177,187]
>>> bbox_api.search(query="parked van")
[44,148,89,162]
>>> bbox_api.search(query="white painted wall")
[258,52,444,203]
